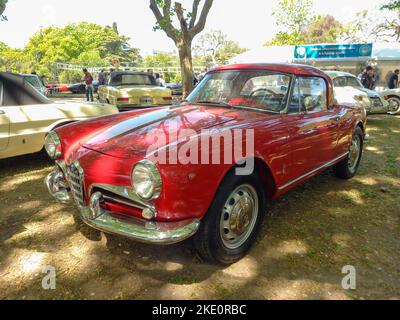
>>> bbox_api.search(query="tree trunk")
[178,41,194,98]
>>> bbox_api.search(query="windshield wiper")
[195,100,234,108]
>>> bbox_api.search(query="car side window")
[288,77,327,114]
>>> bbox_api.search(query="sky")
[0,0,389,55]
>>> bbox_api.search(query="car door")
[0,80,10,151]
[285,76,340,183]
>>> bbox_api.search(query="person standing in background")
[82,68,94,102]
[40,75,48,87]
[147,69,156,82]
[98,69,106,85]
[388,69,399,89]
[357,68,366,81]
[360,66,375,90]
[156,74,166,87]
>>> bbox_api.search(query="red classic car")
[45,64,367,264]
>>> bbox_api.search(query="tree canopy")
[381,0,400,10]
[194,30,226,65]
[272,0,314,34]
[0,22,141,79]
[266,0,345,45]
[342,1,400,43]
[215,40,247,65]
[375,0,400,41]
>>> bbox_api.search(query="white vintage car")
[325,71,396,115]
[0,72,118,160]
[380,88,400,115]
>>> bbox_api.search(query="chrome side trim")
[80,207,200,245]
[278,152,349,191]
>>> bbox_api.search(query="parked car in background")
[46,83,69,95]
[45,63,366,264]
[21,74,48,97]
[98,71,173,111]
[379,88,400,115]
[166,83,183,96]
[325,71,392,114]
[68,81,100,94]
[0,72,119,160]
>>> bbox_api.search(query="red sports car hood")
[81,105,259,159]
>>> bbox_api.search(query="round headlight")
[44,131,62,160]
[131,160,162,200]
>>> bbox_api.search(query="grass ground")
[0,115,399,300]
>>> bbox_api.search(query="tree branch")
[189,0,201,29]
[174,2,188,38]
[0,0,7,17]
[162,0,172,17]
[149,0,177,41]
[189,0,214,38]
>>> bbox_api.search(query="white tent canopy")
[229,46,294,64]
[229,43,400,64]
[372,43,400,60]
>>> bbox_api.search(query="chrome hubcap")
[220,184,259,249]
[348,135,361,172]
[388,98,400,114]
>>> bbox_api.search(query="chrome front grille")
[67,161,86,207]
[371,97,383,107]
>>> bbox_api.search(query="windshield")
[333,76,363,88]
[24,75,43,89]
[110,74,156,86]
[187,70,292,113]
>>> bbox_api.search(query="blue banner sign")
[294,44,373,60]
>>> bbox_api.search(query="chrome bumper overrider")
[45,167,200,244]
[45,168,71,203]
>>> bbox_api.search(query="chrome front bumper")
[80,207,200,245]
[45,167,200,245]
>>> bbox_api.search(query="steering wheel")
[250,88,280,98]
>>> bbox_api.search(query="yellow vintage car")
[0,72,118,160]
[98,71,173,111]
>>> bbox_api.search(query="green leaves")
[273,0,314,34]
[381,0,400,11]
[17,22,141,79]
[267,1,345,46]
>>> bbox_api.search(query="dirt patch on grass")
[0,116,399,300]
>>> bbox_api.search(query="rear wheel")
[194,171,266,265]
[333,127,364,179]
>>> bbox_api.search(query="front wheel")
[333,127,364,179]
[194,171,266,265]
[387,96,400,115]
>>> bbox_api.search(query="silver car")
[325,71,391,115]
[379,88,400,115]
